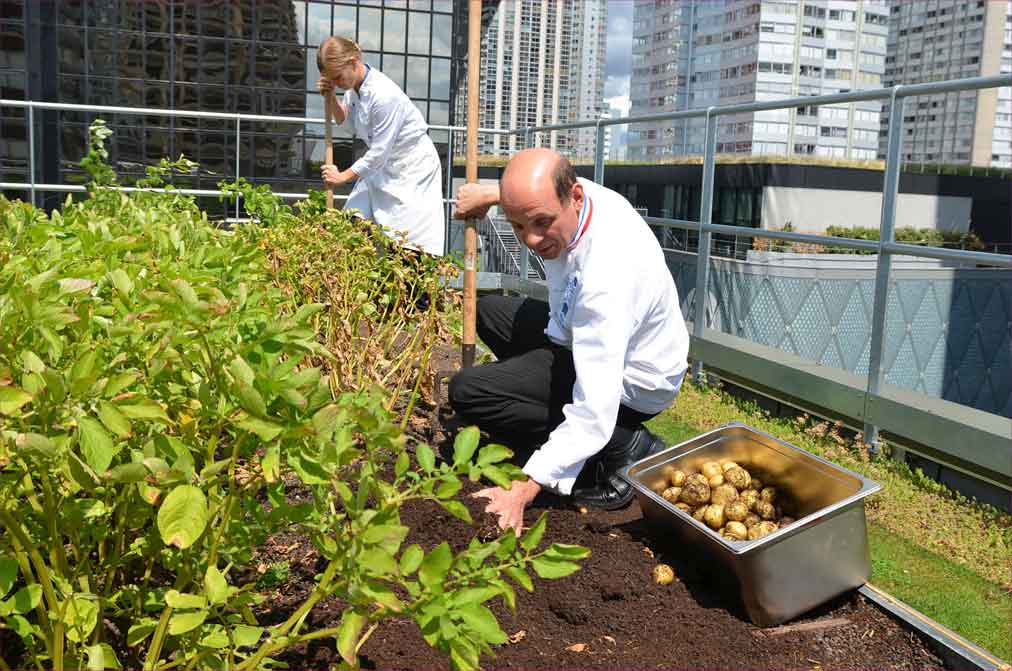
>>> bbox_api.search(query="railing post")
[444,129,455,256]
[691,109,718,384]
[594,120,605,184]
[863,88,905,454]
[28,104,36,208]
[234,117,241,219]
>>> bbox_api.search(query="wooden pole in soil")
[324,94,334,209]
[462,0,480,368]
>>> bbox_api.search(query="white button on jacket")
[340,66,445,256]
[521,178,690,495]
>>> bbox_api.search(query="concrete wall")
[761,186,972,234]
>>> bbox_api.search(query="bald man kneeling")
[450,148,690,536]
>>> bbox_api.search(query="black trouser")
[448,295,657,464]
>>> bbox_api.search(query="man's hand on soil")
[472,478,542,536]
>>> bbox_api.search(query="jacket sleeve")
[350,91,407,179]
[521,270,637,495]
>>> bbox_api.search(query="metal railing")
[503,73,1011,448]
[3,74,1011,449]
[0,98,510,254]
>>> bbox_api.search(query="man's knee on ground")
[447,367,482,415]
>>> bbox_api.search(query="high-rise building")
[460,0,608,161]
[880,0,1011,167]
[628,0,890,161]
[1,0,463,215]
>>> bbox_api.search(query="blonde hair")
[318,36,362,73]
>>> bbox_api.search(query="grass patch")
[869,524,1011,662]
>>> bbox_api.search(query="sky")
[604,1,634,152]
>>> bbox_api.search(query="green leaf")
[289,366,321,388]
[97,401,131,438]
[451,587,500,607]
[85,643,121,670]
[293,302,326,323]
[8,584,42,614]
[530,556,581,580]
[418,542,452,590]
[361,580,404,612]
[204,566,229,605]
[7,614,32,638]
[22,350,46,374]
[232,624,263,648]
[228,357,255,387]
[0,386,32,416]
[261,444,280,483]
[416,444,436,473]
[449,638,480,671]
[104,371,138,398]
[41,369,66,402]
[399,544,424,575]
[0,558,17,598]
[157,485,208,549]
[165,590,206,610]
[126,620,157,646]
[394,451,410,478]
[118,400,170,423]
[199,625,229,649]
[476,444,512,467]
[336,608,367,665]
[70,349,98,388]
[504,566,533,592]
[170,278,201,308]
[78,416,119,473]
[59,278,95,295]
[16,432,58,460]
[452,426,480,466]
[520,512,548,552]
[63,596,99,643]
[234,383,267,418]
[481,464,515,490]
[108,268,134,297]
[436,476,462,499]
[457,603,508,645]
[440,500,472,524]
[311,403,341,435]
[544,543,592,560]
[360,547,399,577]
[168,609,207,635]
[236,414,283,442]
[361,524,409,547]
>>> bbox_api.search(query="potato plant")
[0,121,588,671]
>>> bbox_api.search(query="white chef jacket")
[521,178,690,495]
[340,65,445,256]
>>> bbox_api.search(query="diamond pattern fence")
[666,250,1012,418]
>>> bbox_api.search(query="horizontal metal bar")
[704,222,883,253]
[0,99,510,135]
[519,74,1009,133]
[881,240,1012,268]
[643,216,1008,259]
[0,182,330,200]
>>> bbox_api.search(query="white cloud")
[605,95,631,117]
[604,74,630,99]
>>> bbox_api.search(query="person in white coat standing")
[449,148,690,536]
[317,36,445,256]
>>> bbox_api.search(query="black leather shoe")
[571,428,666,511]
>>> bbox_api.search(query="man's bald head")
[499,148,584,260]
[501,148,578,208]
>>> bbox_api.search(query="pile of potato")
[653,459,796,541]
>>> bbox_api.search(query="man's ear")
[571,181,584,209]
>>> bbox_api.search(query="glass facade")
[0,0,461,216]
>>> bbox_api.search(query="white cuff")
[522,449,587,496]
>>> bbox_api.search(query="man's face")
[502,181,583,260]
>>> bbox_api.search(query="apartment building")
[628,0,890,161]
[462,0,608,160]
[881,0,1011,167]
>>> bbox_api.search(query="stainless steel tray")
[620,422,881,627]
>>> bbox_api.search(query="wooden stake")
[462,0,480,368]
[324,93,334,210]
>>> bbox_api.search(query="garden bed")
[252,400,945,671]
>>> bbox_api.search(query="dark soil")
[254,441,945,670]
[240,342,944,670]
